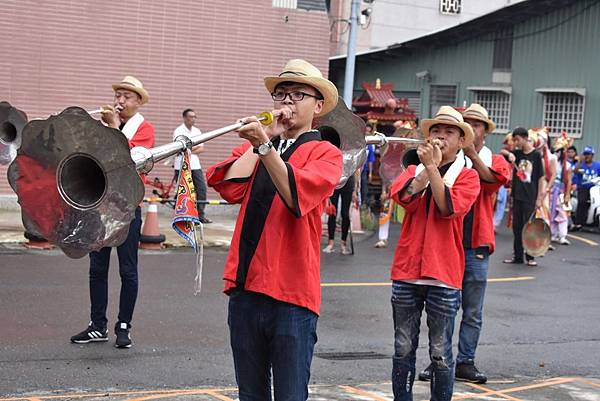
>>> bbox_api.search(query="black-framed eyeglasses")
[271,91,323,102]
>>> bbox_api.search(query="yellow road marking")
[577,378,600,389]
[124,392,201,401]
[204,390,236,401]
[338,385,390,401]
[567,233,599,246]
[321,277,535,287]
[1,377,591,401]
[0,388,239,401]
[487,277,535,283]
[463,383,524,401]
[497,377,576,393]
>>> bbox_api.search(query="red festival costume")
[390,162,480,289]
[467,154,511,253]
[206,131,342,315]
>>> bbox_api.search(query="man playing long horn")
[206,59,342,401]
[388,106,480,401]
[418,104,510,385]
[70,76,155,349]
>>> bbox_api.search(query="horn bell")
[7,107,144,258]
[314,97,367,189]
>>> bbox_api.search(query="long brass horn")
[7,106,281,258]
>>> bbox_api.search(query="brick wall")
[0,0,330,201]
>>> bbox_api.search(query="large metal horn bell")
[314,97,368,188]
[8,107,144,258]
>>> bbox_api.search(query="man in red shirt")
[206,59,342,401]
[419,104,510,384]
[389,106,480,401]
[71,76,155,349]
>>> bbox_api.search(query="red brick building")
[0,0,331,203]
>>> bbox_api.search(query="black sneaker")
[455,360,487,384]
[70,322,108,344]
[114,322,132,348]
[418,364,433,381]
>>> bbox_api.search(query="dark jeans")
[391,281,461,401]
[89,207,142,329]
[228,290,318,401]
[327,175,354,241]
[174,168,207,217]
[360,167,369,207]
[457,247,489,364]
[575,187,590,225]
[512,198,535,262]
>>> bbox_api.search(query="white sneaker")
[559,237,570,245]
[374,240,388,248]
[322,244,334,253]
[341,244,352,255]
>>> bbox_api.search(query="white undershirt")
[173,124,202,170]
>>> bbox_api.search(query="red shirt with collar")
[206,132,342,315]
[467,154,511,253]
[390,164,480,289]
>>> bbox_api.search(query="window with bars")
[272,0,326,10]
[430,85,456,117]
[541,92,585,138]
[472,90,511,132]
[440,0,461,15]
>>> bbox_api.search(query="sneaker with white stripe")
[70,322,108,344]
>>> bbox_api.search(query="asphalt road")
[0,225,599,397]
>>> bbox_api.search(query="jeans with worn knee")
[89,207,142,329]
[228,290,318,401]
[391,281,461,401]
[457,247,489,364]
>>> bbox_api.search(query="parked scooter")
[586,176,600,228]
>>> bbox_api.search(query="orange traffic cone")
[139,199,166,250]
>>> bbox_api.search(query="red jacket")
[390,164,479,289]
[206,132,342,315]
[468,154,511,253]
[128,120,155,149]
[128,120,154,183]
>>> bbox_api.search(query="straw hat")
[264,59,338,116]
[112,76,149,105]
[420,106,474,147]
[462,103,496,133]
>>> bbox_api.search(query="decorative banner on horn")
[7,107,144,258]
[172,150,200,250]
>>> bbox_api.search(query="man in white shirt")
[173,108,212,223]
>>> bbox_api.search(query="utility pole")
[343,0,360,107]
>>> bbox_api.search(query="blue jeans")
[457,248,489,364]
[228,290,318,401]
[391,281,461,401]
[89,207,142,329]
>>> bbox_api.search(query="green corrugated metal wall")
[332,0,600,154]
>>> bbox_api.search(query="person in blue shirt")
[573,146,600,228]
[360,124,376,208]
